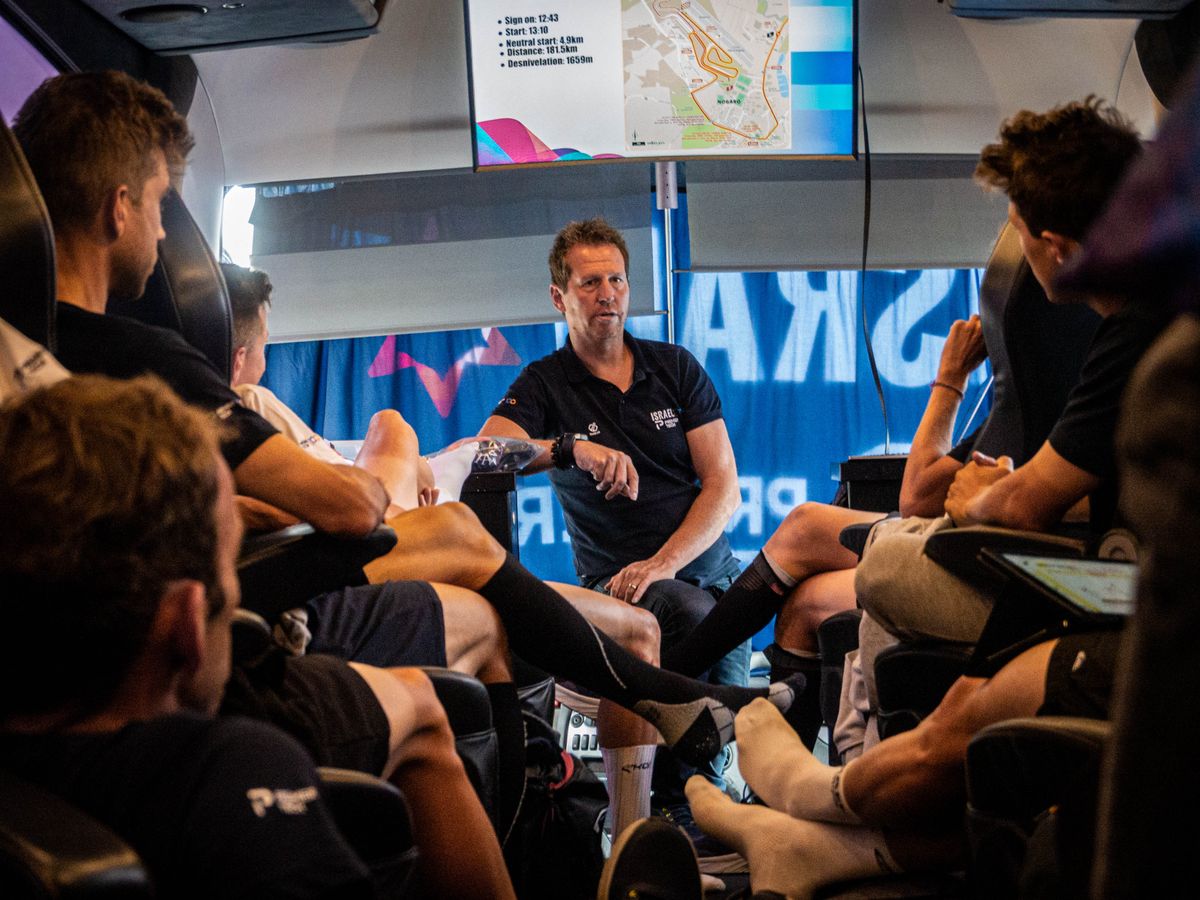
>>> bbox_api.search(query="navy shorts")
[1039,628,1125,719]
[223,653,391,775]
[305,581,448,668]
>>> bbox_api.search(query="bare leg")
[763,503,884,581]
[774,569,858,654]
[363,504,803,768]
[366,503,503,590]
[349,665,515,900]
[764,505,882,657]
[843,639,1056,830]
[426,582,513,683]
[353,409,422,515]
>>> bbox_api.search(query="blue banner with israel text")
[262,268,987,587]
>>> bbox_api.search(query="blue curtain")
[262,266,987,585]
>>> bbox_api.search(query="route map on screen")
[466,0,855,166]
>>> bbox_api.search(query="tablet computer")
[980,550,1138,623]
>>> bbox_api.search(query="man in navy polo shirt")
[480,218,750,870]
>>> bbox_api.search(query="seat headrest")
[0,117,55,350]
[973,221,1099,465]
[109,189,233,383]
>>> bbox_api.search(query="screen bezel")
[980,548,1137,622]
[463,0,859,171]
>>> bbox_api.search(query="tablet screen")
[999,553,1137,617]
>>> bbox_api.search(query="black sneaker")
[598,817,702,900]
[653,802,749,875]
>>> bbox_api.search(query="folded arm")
[945,443,1098,531]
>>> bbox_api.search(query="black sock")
[661,551,792,677]
[764,644,824,749]
[485,682,526,848]
[476,555,806,767]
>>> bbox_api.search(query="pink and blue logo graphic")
[368,327,523,417]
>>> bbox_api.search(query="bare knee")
[438,585,511,680]
[387,667,445,730]
[774,502,826,546]
[774,594,825,652]
[430,502,506,566]
[788,570,858,635]
[621,605,661,664]
[370,408,417,442]
[385,668,460,763]
[765,502,844,569]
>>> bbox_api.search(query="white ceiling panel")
[193,2,1156,188]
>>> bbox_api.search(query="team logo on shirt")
[587,422,600,436]
[649,408,679,430]
[246,786,319,818]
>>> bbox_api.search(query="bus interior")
[1,0,1198,896]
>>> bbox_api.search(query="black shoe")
[598,817,702,900]
[653,802,748,875]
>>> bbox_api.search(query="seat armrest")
[317,768,417,896]
[874,642,973,740]
[967,716,1109,820]
[317,767,414,849]
[238,523,319,566]
[838,522,876,559]
[419,668,499,826]
[237,524,398,619]
[0,769,151,897]
[230,608,274,664]
[420,668,494,738]
[966,717,1108,898]
[816,609,864,739]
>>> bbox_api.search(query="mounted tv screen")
[465,0,856,167]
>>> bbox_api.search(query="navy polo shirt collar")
[561,332,659,387]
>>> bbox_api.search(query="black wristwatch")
[551,432,589,469]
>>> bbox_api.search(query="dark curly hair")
[975,96,1142,240]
